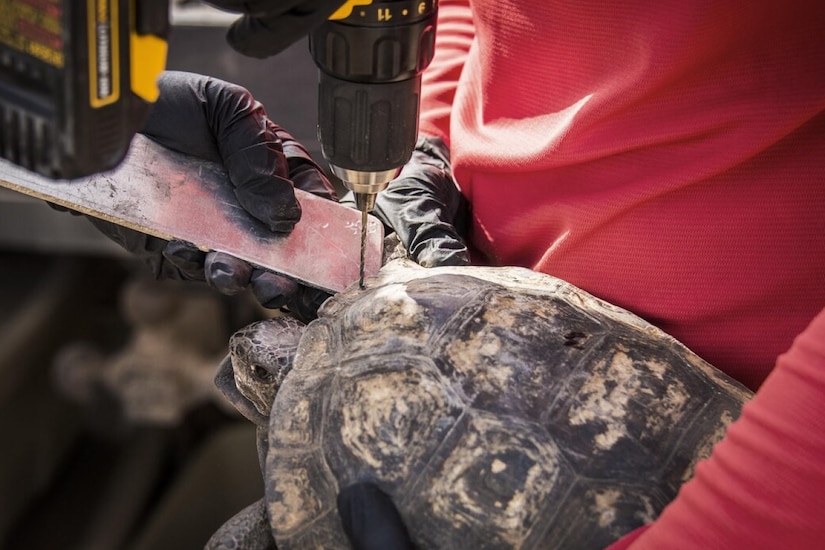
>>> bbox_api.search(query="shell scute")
[541,335,712,479]
[434,287,607,419]
[292,319,336,372]
[266,449,336,539]
[404,412,569,550]
[268,367,329,451]
[324,355,466,493]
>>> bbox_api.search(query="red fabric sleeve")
[418,0,475,144]
[608,306,825,549]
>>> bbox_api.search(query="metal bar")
[0,135,383,293]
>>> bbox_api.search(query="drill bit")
[354,191,379,289]
[359,208,367,289]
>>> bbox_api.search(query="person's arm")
[610,306,825,549]
[418,0,475,144]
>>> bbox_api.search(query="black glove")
[338,482,414,550]
[372,137,470,268]
[205,0,346,58]
[91,71,336,319]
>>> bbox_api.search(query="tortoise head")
[214,316,306,426]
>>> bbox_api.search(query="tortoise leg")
[205,498,276,550]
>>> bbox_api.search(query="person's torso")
[450,0,825,388]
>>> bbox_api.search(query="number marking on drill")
[377,8,392,21]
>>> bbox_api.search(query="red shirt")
[420,0,825,391]
[418,0,825,546]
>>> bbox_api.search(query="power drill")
[0,0,169,179]
[310,0,437,286]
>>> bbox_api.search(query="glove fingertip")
[162,241,208,281]
[410,233,471,269]
[226,16,301,58]
[226,18,277,59]
[337,483,414,550]
[204,252,253,295]
[416,249,471,268]
[249,270,299,309]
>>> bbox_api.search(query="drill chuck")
[329,165,397,212]
[310,0,437,210]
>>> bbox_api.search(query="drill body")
[310,0,438,213]
[0,0,169,179]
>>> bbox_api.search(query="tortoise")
[209,258,753,549]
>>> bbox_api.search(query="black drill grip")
[309,0,436,173]
[317,71,420,172]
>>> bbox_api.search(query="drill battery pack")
[0,0,168,179]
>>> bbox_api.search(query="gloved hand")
[337,482,414,550]
[205,0,346,58]
[90,71,336,320]
[371,136,470,268]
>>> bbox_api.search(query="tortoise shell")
[228,259,752,549]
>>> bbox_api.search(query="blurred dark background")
[0,3,323,548]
